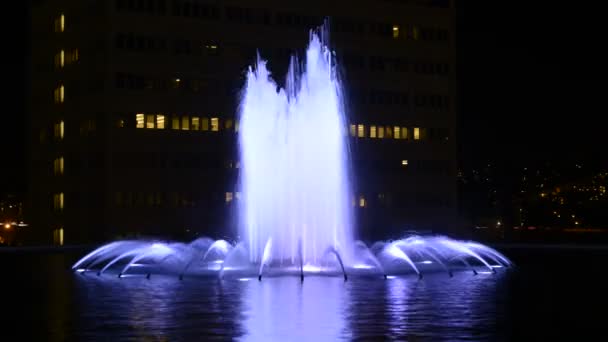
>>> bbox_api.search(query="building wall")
[29,0,457,244]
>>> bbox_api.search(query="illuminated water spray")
[73,25,511,280]
[239,28,353,265]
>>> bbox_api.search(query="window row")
[113,33,450,77]
[114,191,239,208]
[362,55,449,76]
[357,192,452,209]
[112,152,237,170]
[349,124,449,142]
[42,120,96,143]
[367,90,450,110]
[115,0,220,19]
[114,1,449,43]
[350,124,419,140]
[115,72,449,111]
[115,72,222,93]
[356,159,452,176]
[134,113,233,132]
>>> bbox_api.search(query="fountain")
[73,25,510,280]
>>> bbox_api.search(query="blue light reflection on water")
[68,271,507,341]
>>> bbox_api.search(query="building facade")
[29,0,457,244]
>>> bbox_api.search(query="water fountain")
[73,25,510,280]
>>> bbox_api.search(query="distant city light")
[4,223,10,229]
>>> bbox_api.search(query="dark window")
[115,33,125,48]
[115,73,126,88]
[116,0,125,11]
[146,0,155,13]
[192,3,199,17]
[136,0,145,12]
[126,34,134,49]
[136,36,144,50]
[182,2,190,17]
[172,0,180,16]
[157,0,166,15]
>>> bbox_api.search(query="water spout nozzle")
[300,273,304,282]
[418,273,423,280]
[118,273,122,279]
[258,274,262,281]
[343,274,348,282]
[383,274,388,279]
[449,271,453,278]
[492,268,497,274]
[147,273,151,279]
[473,269,478,275]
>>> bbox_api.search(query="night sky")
[457,1,606,168]
[1,1,606,196]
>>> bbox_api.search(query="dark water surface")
[1,246,607,341]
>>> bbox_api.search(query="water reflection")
[68,272,506,340]
[239,277,349,341]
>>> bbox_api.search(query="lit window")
[136,113,144,128]
[172,78,181,89]
[54,14,65,33]
[54,85,64,103]
[181,116,190,130]
[145,114,155,129]
[54,120,64,140]
[414,127,420,140]
[386,126,393,138]
[235,192,241,200]
[55,50,65,68]
[211,117,219,131]
[401,127,408,139]
[172,116,180,130]
[53,227,64,246]
[201,117,209,131]
[192,117,200,130]
[54,157,64,175]
[392,25,400,38]
[225,119,233,130]
[357,124,365,138]
[54,192,64,210]
[156,115,165,129]
[370,125,377,138]
[359,196,366,208]
[350,124,356,137]
[378,126,385,139]
[235,119,239,132]
[225,192,233,203]
[394,126,401,139]
[412,26,419,40]
[401,159,409,166]
[72,49,79,62]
